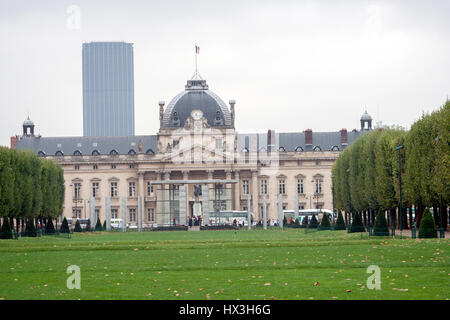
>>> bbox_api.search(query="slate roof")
[15,135,158,156]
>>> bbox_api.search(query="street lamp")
[395,144,404,238]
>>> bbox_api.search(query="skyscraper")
[82,42,135,136]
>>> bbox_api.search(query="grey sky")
[1,0,449,147]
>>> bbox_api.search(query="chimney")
[305,129,312,145]
[10,136,18,149]
[229,100,236,127]
[340,129,348,145]
[267,129,275,152]
[158,101,165,127]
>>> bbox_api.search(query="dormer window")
[295,146,303,152]
[128,149,137,155]
[331,146,340,151]
[313,146,322,151]
[146,149,155,155]
[73,150,82,156]
[279,147,286,152]
[38,151,46,157]
[55,150,64,157]
[92,150,100,156]
[110,150,119,156]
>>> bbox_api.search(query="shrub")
[373,209,389,236]
[301,216,308,228]
[319,213,331,230]
[419,208,437,238]
[283,216,287,226]
[60,217,70,233]
[102,220,106,230]
[24,219,37,237]
[86,219,92,232]
[95,217,103,231]
[308,214,319,229]
[45,217,55,234]
[74,219,82,232]
[0,217,13,239]
[350,212,365,233]
[334,212,346,230]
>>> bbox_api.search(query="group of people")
[188,215,202,227]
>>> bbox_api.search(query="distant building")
[13,71,373,227]
[82,42,135,137]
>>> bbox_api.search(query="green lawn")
[0,229,448,300]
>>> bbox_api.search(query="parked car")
[110,218,123,229]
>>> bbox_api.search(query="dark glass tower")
[82,42,135,136]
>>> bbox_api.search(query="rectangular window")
[297,179,304,194]
[242,180,249,195]
[92,182,99,198]
[147,181,154,196]
[74,183,81,199]
[93,164,98,170]
[279,180,286,195]
[129,182,136,197]
[299,205,305,210]
[129,208,136,222]
[72,209,81,219]
[74,165,80,170]
[95,209,100,221]
[315,179,322,194]
[260,179,267,195]
[111,209,118,219]
[111,164,116,169]
[215,138,222,149]
[147,208,154,222]
[111,182,118,197]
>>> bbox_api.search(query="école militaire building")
[11,72,372,228]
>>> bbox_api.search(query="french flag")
[195,45,200,54]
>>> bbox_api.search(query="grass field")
[0,229,448,300]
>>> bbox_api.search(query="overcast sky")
[1,0,449,147]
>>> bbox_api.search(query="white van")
[110,218,123,229]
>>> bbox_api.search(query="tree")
[95,217,103,231]
[350,212,365,233]
[60,217,70,233]
[45,217,55,234]
[373,209,389,236]
[418,208,437,238]
[74,219,82,233]
[86,219,92,232]
[102,220,106,230]
[334,212,346,230]
[23,219,37,237]
[308,214,318,229]
[0,217,13,239]
[319,212,331,230]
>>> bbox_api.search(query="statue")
[138,140,143,153]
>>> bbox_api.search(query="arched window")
[55,150,64,156]
[73,150,82,156]
[295,146,303,152]
[38,151,46,157]
[110,149,119,156]
[313,146,322,151]
[146,149,155,155]
[128,149,137,155]
[92,150,100,156]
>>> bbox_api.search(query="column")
[90,197,95,230]
[121,196,127,232]
[247,194,251,230]
[179,185,187,225]
[233,170,240,211]
[294,193,299,221]
[251,169,259,222]
[278,193,283,228]
[225,169,232,212]
[138,172,145,232]
[105,197,111,231]
[263,194,267,230]
[202,185,209,225]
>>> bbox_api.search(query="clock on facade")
[191,109,203,121]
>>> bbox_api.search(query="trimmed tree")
[74,219,82,232]
[0,217,13,239]
[308,214,319,229]
[102,220,106,230]
[319,212,331,230]
[301,216,308,228]
[334,212,346,230]
[419,208,437,238]
[373,209,389,236]
[350,212,365,233]
[95,217,103,231]
[45,216,55,234]
[23,219,37,237]
[60,217,70,233]
[86,219,92,232]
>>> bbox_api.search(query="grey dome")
[23,117,34,126]
[162,77,232,128]
[360,111,372,121]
